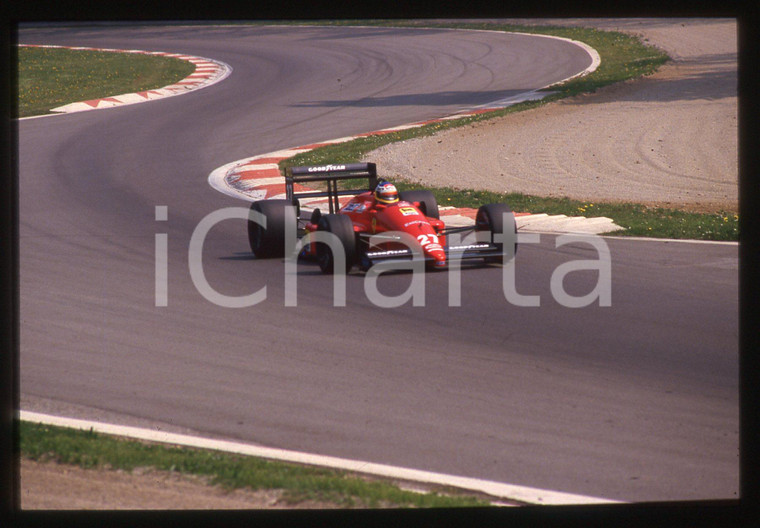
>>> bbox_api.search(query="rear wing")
[285,163,378,214]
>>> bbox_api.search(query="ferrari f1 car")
[247,163,516,274]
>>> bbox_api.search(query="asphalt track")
[18,24,738,503]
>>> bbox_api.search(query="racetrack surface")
[18,23,738,503]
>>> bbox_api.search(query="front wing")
[360,242,505,269]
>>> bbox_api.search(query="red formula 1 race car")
[247,163,516,274]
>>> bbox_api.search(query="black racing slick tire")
[248,199,296,258]
[399,190,439,219]
[316,214,356,274]
[476,203,517,264]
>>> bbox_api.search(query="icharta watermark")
[156,206,611,309]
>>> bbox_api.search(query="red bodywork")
[303,191,449,268]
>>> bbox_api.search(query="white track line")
[19,411,622,506]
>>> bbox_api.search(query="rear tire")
[316,214,357,274]
[476,203,517,264]
[247,199,296,258]
[399,190,439,219]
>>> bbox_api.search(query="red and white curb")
[19,410,623,506]
[19,44,232,116]
[441,208,624,235]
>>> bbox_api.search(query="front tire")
[476,203,517,264]
[316,214,357,274]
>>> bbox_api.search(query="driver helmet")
[375,181,399,204]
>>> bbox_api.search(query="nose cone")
[425,245,447,268]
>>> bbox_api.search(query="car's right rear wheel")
[399,190,439,219]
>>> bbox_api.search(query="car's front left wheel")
[316,214,357,274]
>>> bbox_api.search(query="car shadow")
[219,252,256,261]
[219,253,498,275]
[291,89,527,108]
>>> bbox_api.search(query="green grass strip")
[19,421,489,508]
[16,46,195,118]
[394,183,739,241]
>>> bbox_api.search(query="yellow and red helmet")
[375,181,399,204]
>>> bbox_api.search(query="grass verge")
[394,183,739,241]
[19,421,490,508]
[16,46,195,118]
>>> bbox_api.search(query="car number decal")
[417,234,439,246]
